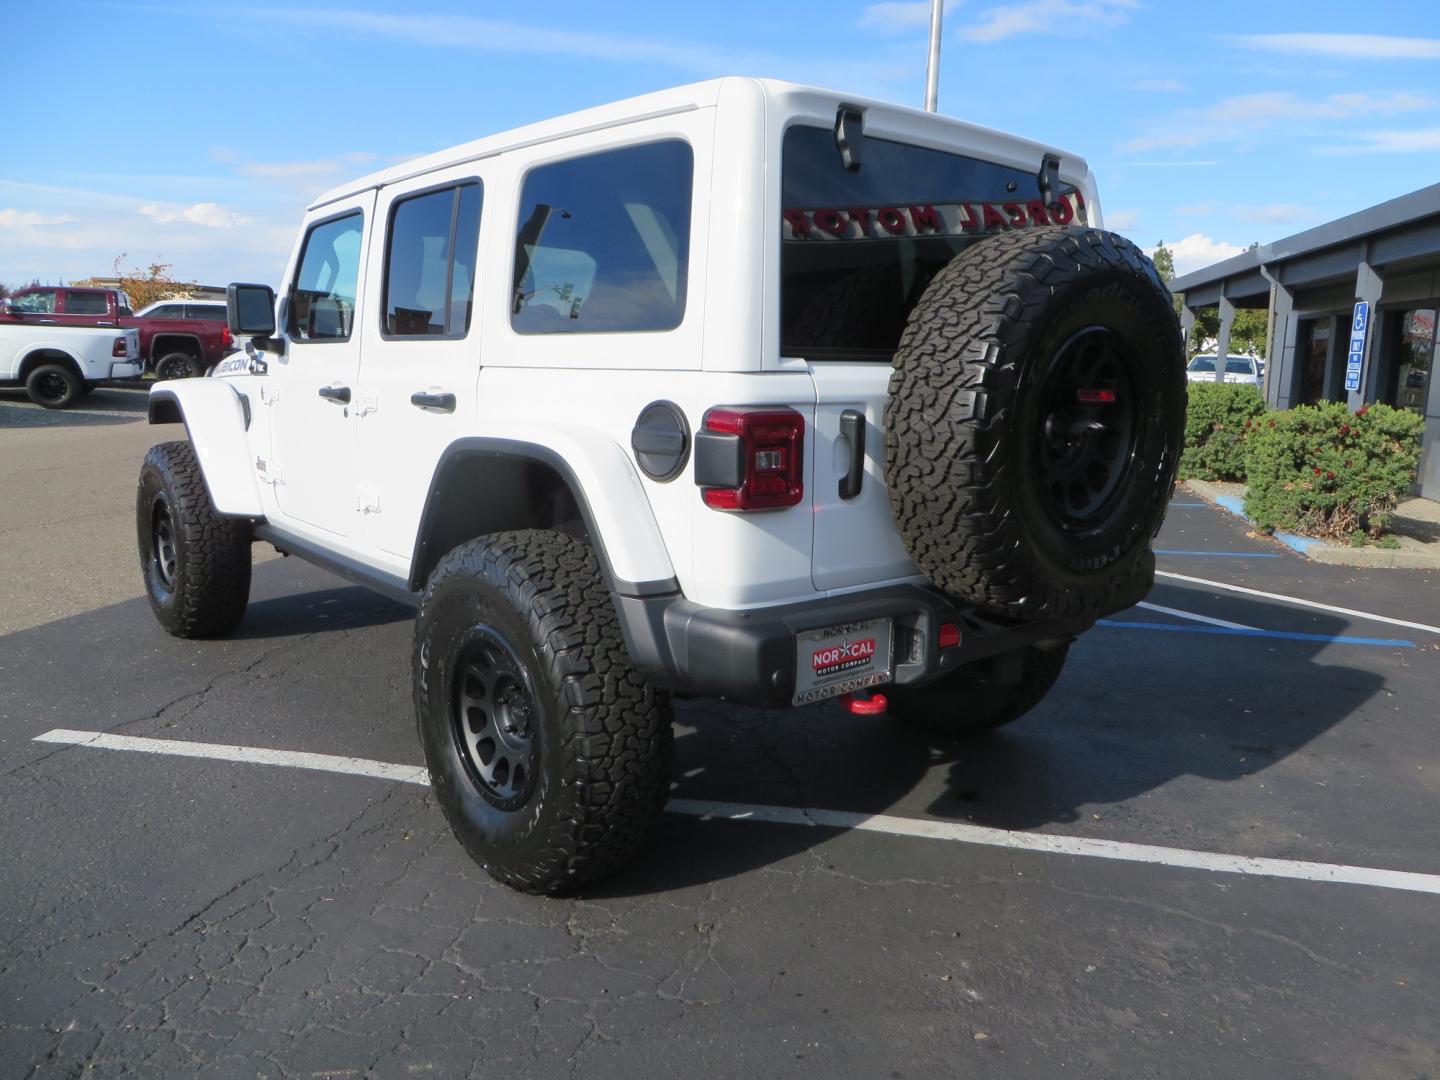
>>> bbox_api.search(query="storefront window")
[1298,318,1332,404]
[1389,308,1436,417]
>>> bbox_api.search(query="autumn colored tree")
[112,254,196,310]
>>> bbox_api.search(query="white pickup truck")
[0,319,144,407]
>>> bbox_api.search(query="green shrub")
[1243,401,1425,540]
[1179,382,1266,481]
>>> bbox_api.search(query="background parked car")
[1,286,234,378]
[1187,354,1261,385]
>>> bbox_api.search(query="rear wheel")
[25,363,82,408]
[414,530,673,895]
[155,352,200,380]
[137,441,252,637]
[888,644,1070,737]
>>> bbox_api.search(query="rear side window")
[11,290,56,313]
[288,212,364,342]
[66,291,110,315]
[781,126,1083,360]
[185,305,223,320]
[150,305,183,319]
[383,182,482,338]
[511,140,692,335]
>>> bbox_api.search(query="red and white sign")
[783,192,1088,241]
[812,637,877,677]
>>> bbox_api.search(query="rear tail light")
[696,406,805,511]
[221,324,233,349]
[938,623,961,649]
[112,336,128,357]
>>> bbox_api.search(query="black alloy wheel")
[150,493,179,595]
[1035,326,1140,531]
[452,629,540,809]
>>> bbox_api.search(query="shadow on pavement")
[230,584,413,640]
[0,386,150,428]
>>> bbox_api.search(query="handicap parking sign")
[1352,302,1368,333]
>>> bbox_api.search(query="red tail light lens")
[700,406,805,511]
[938,623,961,649]
[221,324,233,348]
[112,336,128,357]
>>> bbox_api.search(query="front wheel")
[137,441,252,637]
[414,531,673,895]
[887,644,1070,738]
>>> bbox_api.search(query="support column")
[1350,259,1384,411]
[1213,293,1235,383]
[1261,270,1296,410]
[1179,305,1196,354]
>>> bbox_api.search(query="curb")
[1183,480,1440,570]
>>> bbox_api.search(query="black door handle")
[838,409,866,500]
[410,391,456,413]
[318,385,351,404]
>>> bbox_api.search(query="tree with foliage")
[0,282,12,302]
[1152,240,1175,283]
[112,254,196,310]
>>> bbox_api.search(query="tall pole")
[924,0,943,112]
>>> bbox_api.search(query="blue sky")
[3,1,1438,286]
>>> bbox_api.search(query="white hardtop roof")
[308,77,1085,212]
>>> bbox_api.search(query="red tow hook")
[840,691,888,716]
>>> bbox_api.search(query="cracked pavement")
[3,402,1439,1078]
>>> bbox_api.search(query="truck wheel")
[155,352,200,380]
[25,363,82,408]
[888,644,1069,737]
[414,531,673,895]
[885,227,1185,620]
[136,441,252,637]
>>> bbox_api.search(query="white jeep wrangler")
[138,78,1184,893]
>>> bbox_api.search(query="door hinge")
[355,484,381,514]
[259,382,280,405]
[255,456,284,485]
[356,389,378,417]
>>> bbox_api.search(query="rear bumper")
[618,562,1151,707]
[108,361,144,380]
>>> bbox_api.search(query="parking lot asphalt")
[2,398,1439,1079]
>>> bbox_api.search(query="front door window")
[1298,318,1332,405]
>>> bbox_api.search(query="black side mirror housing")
[227,283,277,337]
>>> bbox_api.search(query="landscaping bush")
[1243,401,1425,540]
[1179,382,1265,481]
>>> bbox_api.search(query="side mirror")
[227,282,276,337]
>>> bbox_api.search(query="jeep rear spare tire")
[885,227,1184,620]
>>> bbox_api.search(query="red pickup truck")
[0,285,235,378]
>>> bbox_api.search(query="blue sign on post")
[1345,301,1368,392]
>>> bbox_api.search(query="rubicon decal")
[812,638,878,677]
[783,192,1088,241]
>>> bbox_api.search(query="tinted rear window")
[781,125,1083,360]
[66,291,110,315]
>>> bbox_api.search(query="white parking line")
[1135,600,1256,631]
[1156,570,1440,635]
[32,729,430,786]
[34,728,1440,897]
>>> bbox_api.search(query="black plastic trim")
[838,408,866,500]
[631,400,690,482]
[693,427,744,488]
[255,524,419,608]
[409,437,680,598]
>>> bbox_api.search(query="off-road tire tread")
[417,531,672,895]
[138,440,252,637]
[885,227,1182,619]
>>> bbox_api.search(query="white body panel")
[171,77,1097,612]
[0,324,140,381]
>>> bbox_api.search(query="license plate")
[792,618,894,706]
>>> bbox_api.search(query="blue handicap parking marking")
[1154,549,1281,558]
[1097,619,1414,649]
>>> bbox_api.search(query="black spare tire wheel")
[885,227,1185,620]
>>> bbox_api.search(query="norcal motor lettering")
[783,192,1088,241]
[812,637,878,677]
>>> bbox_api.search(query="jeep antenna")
[923,0,943,112]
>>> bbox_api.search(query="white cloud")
[1105,209,1139,229]
[0,209,75,228]
[956,0,1136,43]
[1233,33,1440,61]
[1152,234,1246,277]
[1133,78,1183,93]
[1123,91,1435,151]
[1316,127,1440,154]
[1175,202,1306,225]
[139,202,250,228]
[858,1,961,30]
[238,159,347,180]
